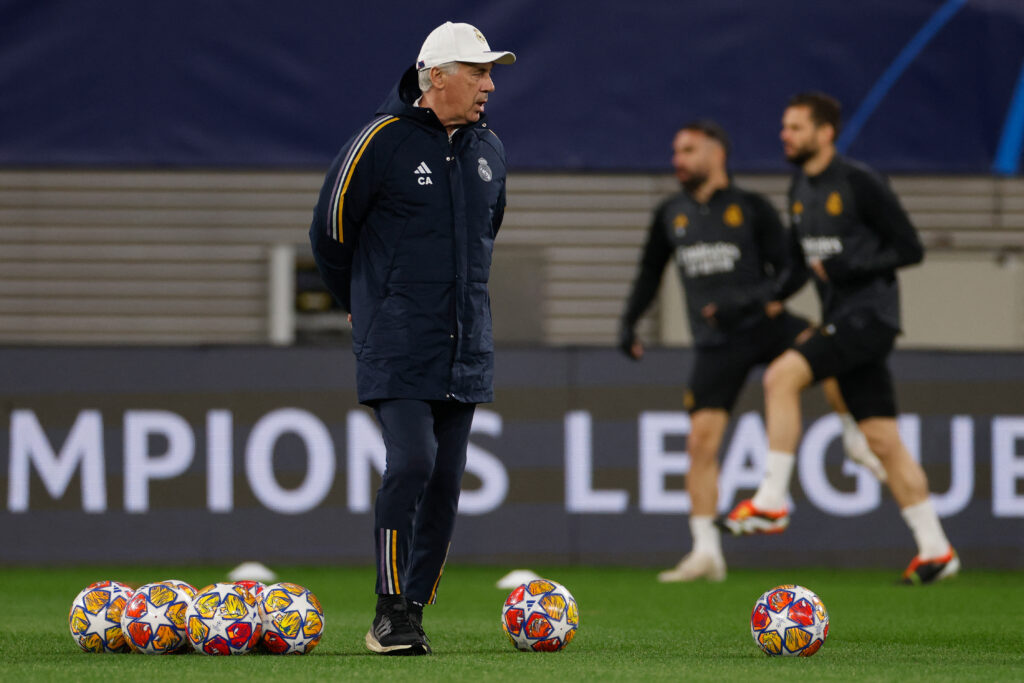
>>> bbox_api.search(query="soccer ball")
[234,580,268,601]
[750,584,829,657]
[69,581,133,653]
[121,582,193,654]
[88,579,134,595]
[501,578,579,652]
[185,582,262,655]
[161,579,198,600]
[257,582,325,654]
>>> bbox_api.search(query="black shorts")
[795,310,898,420]
[686,312,811,413]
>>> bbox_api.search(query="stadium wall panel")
[1,346,1022,569]
[1,169,1022,348]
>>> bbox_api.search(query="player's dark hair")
[788,92,842,137]
[679,119,732,159]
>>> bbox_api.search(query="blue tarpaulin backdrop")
[2,0,1024,171]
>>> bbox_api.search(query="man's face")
[435,62,495,127]
[672,130,720,189]
[781,105,826,165]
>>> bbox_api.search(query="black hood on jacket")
[376,65,488,131]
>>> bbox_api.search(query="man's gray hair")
[418,62,460,93]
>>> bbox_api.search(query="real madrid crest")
[723,203,743,228]
[477,157,492,182]
[683,389,695,411]
[826,191,843,216]
[791,200,803,225]
[673,213,688,236]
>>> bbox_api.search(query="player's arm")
[824,170,924,283]
[749,194,795,306]
[773,189,811,301]
[309,131,381,313]
[619,206,673,357]
[704,195,788,327]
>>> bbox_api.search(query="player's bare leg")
[659,408,727,582]
[859,418,960,583]
[718,351,811,535]
[764,350,813,455]
[687,409,728,517]
[859,418,925,506]
[823,378,886,481]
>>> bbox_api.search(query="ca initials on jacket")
[415,161,433,185]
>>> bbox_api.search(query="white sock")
[751,450,795,511]
[839,413,859,440]
[690,515,721,557]
[901,499,951,559]
[840,413,868,450]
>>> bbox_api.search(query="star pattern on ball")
[272,595,316,646]
[83,604,120,639]
[765,610,799,637]
[751,585,827,657]
[135,601,171,642]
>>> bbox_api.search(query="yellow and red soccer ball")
[750,584,829,657]
[501,578,579,652]
[256,582,325,654]
[185,582,262,655]
[120,581,195,654]
[233,580,268,601]
[161,579,198,601]
[68,581,133,653]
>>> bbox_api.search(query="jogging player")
[718,92,959,585]
[619,120,883,583]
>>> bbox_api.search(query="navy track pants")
[372,398,476,604]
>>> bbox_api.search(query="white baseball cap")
[416,21,516,70]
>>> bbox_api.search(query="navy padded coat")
[310,66,507,404]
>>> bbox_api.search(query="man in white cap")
[309,22,515,655]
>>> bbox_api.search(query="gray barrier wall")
[2,347,1022,569]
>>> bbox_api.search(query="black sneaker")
[365,596,431,655]
[406,600,432,649]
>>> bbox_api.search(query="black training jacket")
[621,184,791,348]
[778,155,923,331]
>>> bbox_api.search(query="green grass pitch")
[2,565,1022,681]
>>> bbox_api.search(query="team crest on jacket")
[723,204,743,227]
[478,157,493,182]
[683,389,695,411]
[674,213,688,235]
[826,191,843,216]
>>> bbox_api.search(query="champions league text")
[7,408,1024,518]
